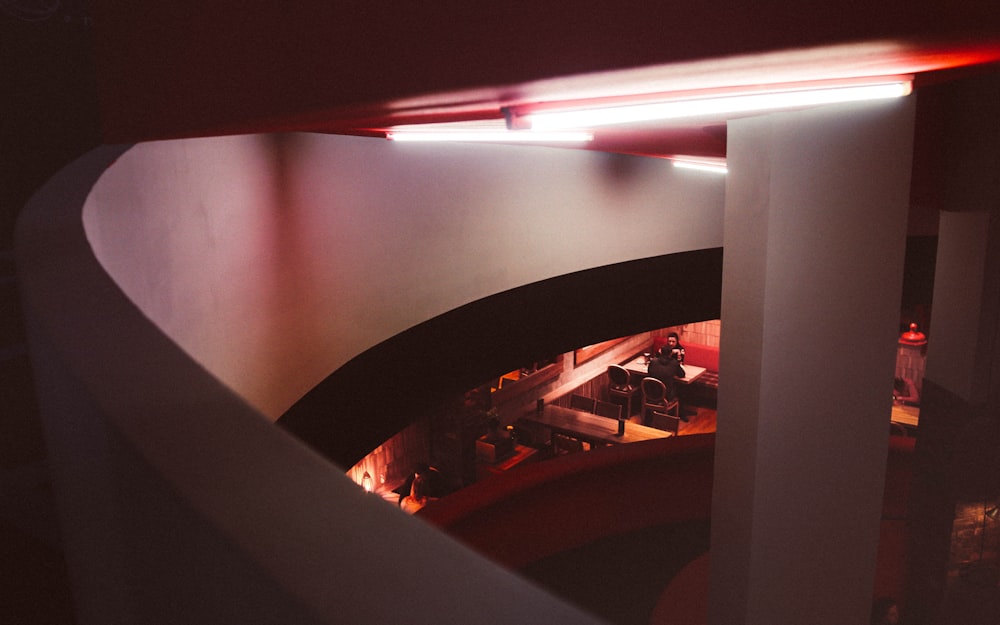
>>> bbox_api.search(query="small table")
[890,403,920,428]
[623,355,706,384]
[522,404,672,448]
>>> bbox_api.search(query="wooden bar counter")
[521,404,672,448]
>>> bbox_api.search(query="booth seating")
[680,343,719,407]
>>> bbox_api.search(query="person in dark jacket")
[647,346,685,403]
[664,331,686,364]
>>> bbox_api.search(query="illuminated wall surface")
[30,141,697,625]
[84,133,725,420]
[19,129,727,625]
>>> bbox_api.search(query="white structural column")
[925,210,994,404]
[708,97,916,625]
[924,72,1000,408]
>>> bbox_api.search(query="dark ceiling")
[4,2,1000,249]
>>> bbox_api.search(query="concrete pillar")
[925,211,996,405]
[708,95,915,625]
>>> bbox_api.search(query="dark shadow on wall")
[278,248,723,468]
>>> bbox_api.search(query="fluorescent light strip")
[526,81,912,130]
[386,130,593,142]
[673,159,728,174]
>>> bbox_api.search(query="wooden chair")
[640,377,679,424]
[594,400,622,421]
[648,409,680,435]
[607,364,639,418]
[570,393,597,413]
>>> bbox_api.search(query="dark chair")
[514,418,550,451]
[594,400,622,421]
[640,377,679,424]
[648,409,680,435]
[570,393,597,413]
[607,364,639,418]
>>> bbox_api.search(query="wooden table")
[623,355,706,384]
[522,404,672,447]
[890,403,920,428]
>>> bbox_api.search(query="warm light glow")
[361,471,374,493]
[673,158,728,174]
[525,81,912,130]
[387,130,593,143]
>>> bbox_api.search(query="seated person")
[664,331,686,364]
[648,347,685,396]
[647,346,687,421]
[482,416,510,444]
[400,474,438,514]
[893,377,920,405]
[395,462,447,505]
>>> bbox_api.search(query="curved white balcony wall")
[83,133,725,419]
[20,145,623,625]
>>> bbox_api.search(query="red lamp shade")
[899,323,927,346]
